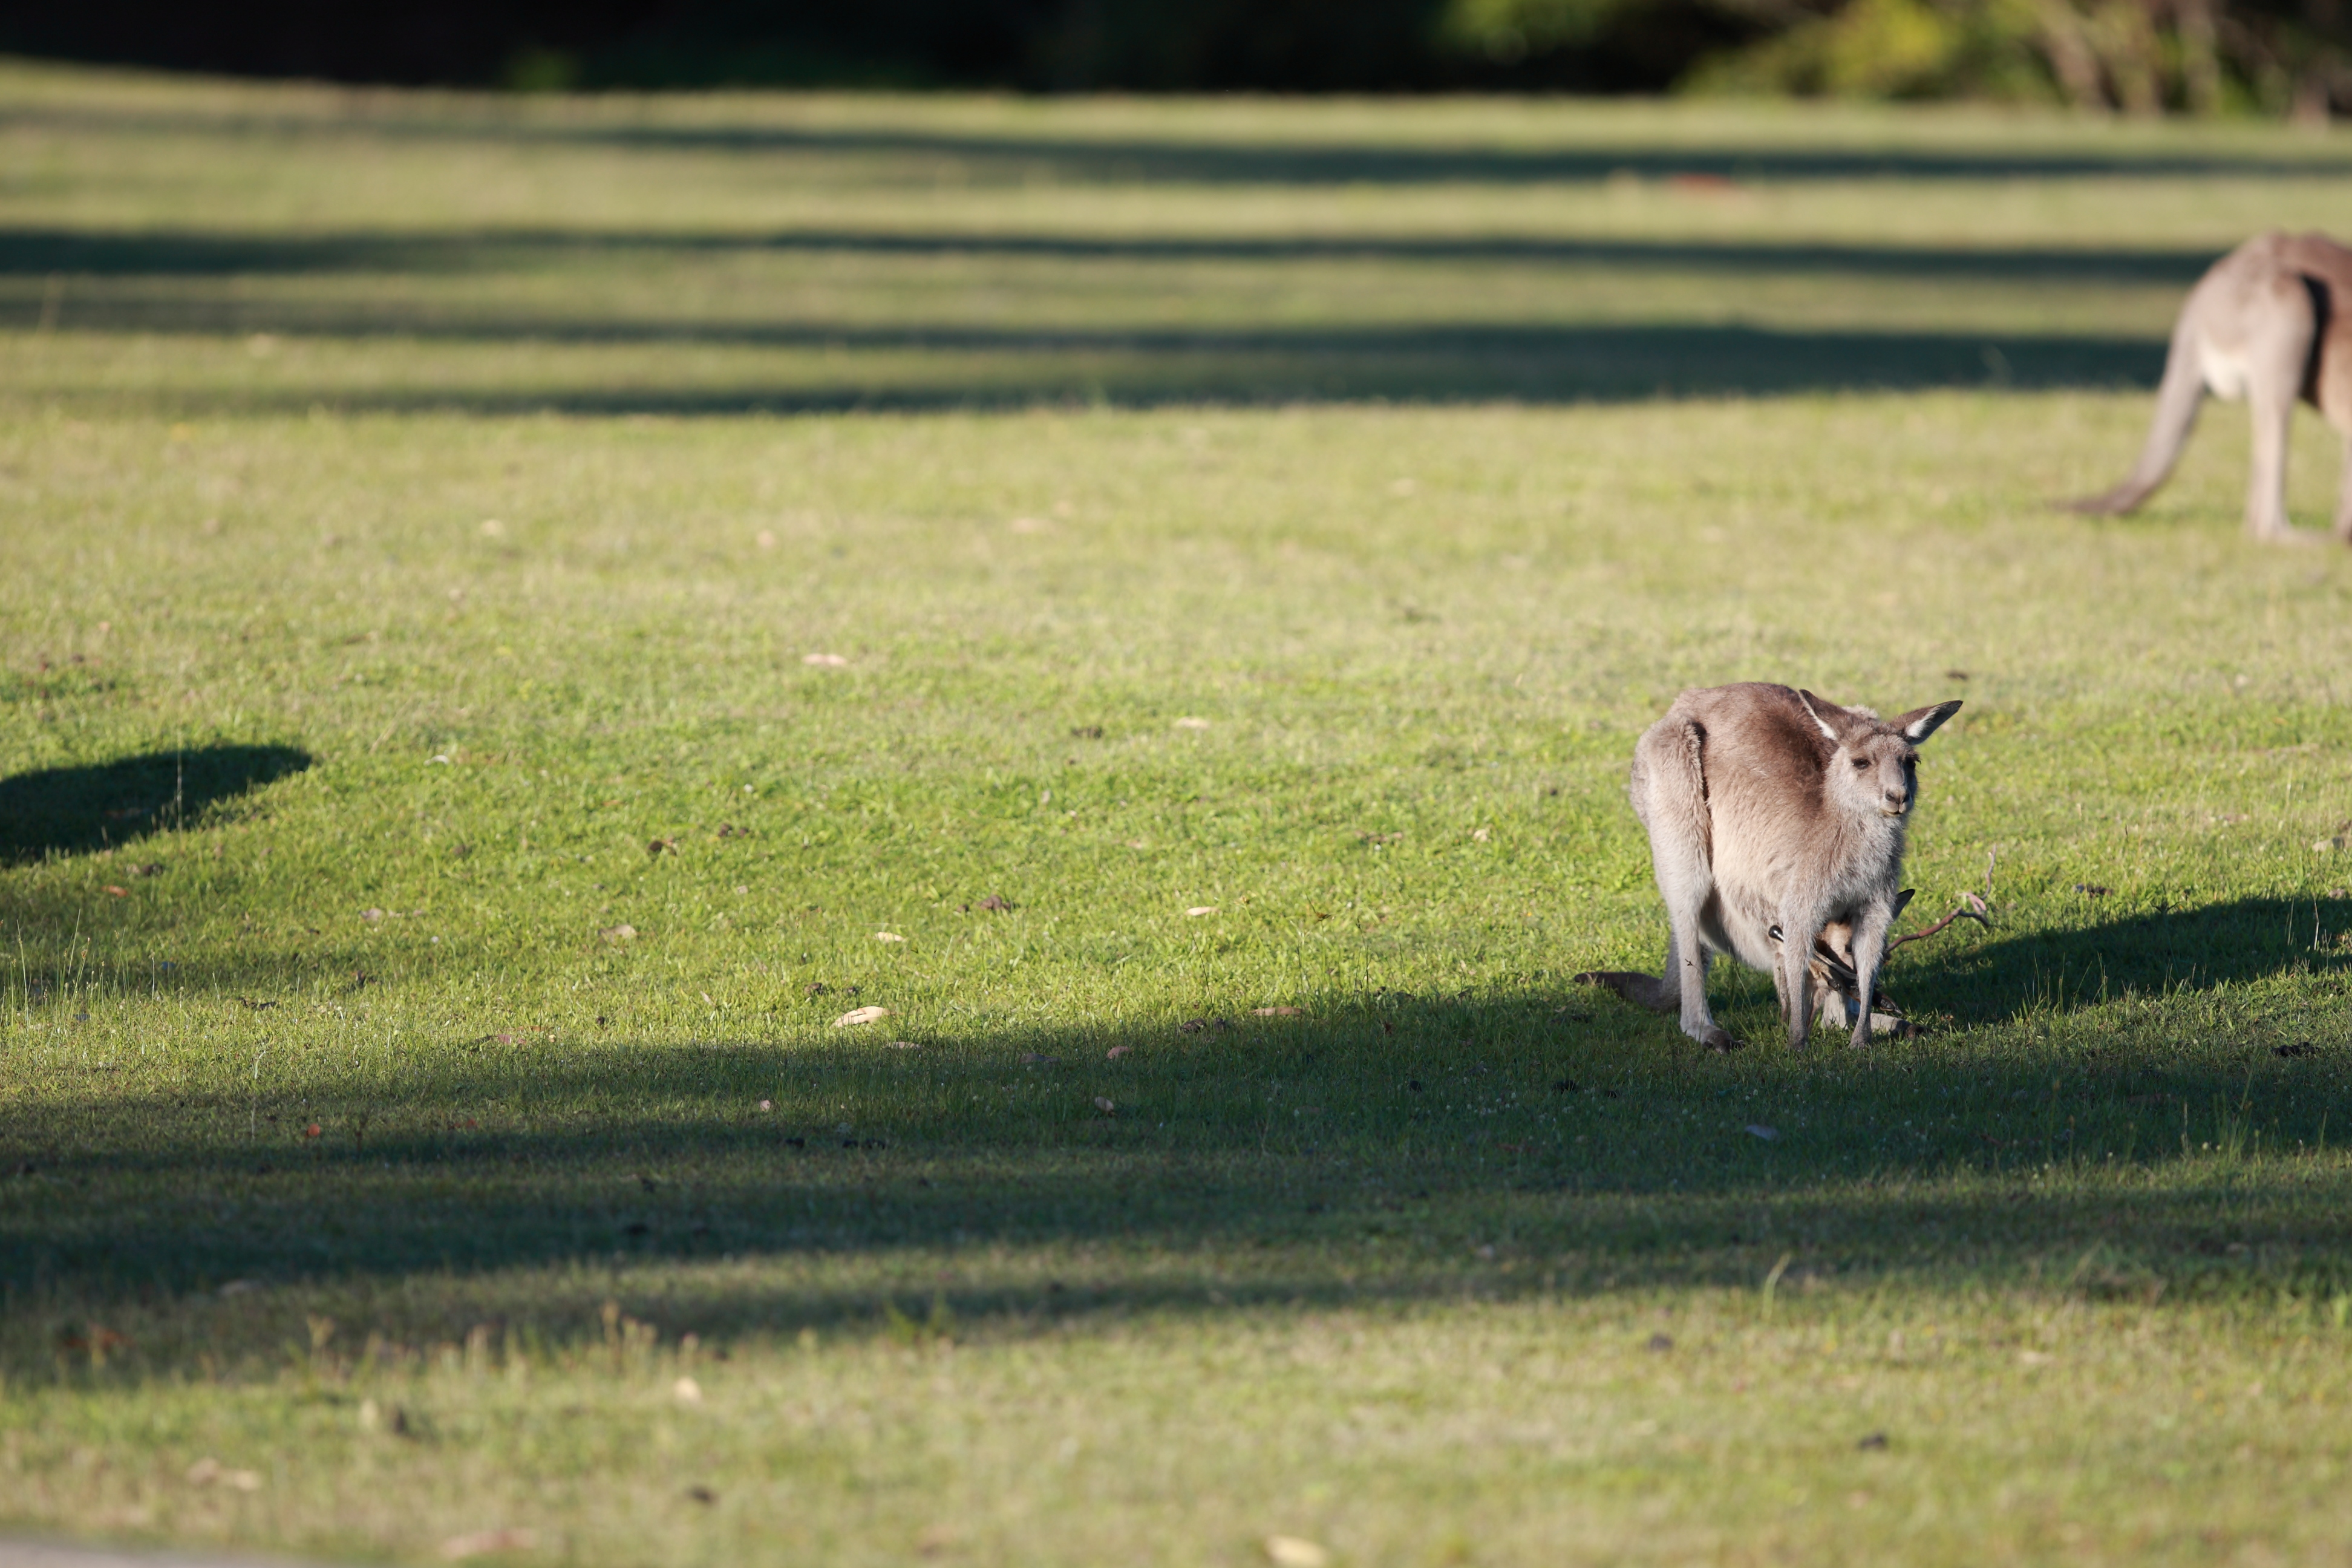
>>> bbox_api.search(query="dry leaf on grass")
[598,924,636,944]
[1186,906,1217,917]
[832,1005,893,1028]
[1106,1045,1134,1059]
[1173,716,1211,730]
[673,1376,703,1404]
[103,885,129,897]
[884,1040,921,1050]
[440,1529,538,1560]
[802,653,848,667]
[874,931,906,942]
[1263,1537,1331,1568]
[1745,1124,1779,1141]
[1094,1097,1116,1115]
[1252,1005,1304,1017]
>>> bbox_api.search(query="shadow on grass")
[566,124,2352,188]
[15,103,2352,185]
[8,318,2169,413]
[1898,895,2350,1026]
[2,223,2187,408]
[4,959,2348,1365]
[0,223,2226,284]
[0,745,312,865]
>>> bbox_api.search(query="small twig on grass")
[1887,900,1992,952]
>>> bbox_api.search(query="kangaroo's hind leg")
[2243,267,2320,541]
[1772,912,1821,1051]
[1629,717,1738,1051]
[2336,429,2352,544]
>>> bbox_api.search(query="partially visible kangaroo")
[2071,230,2352,542]
[1579,683,1961,1052]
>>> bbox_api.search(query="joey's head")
[1798,690,1964,821]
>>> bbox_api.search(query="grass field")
[6,58,2352,1567]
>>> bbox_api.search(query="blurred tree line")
[8,0,2348,115]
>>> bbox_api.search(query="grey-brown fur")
[1589,682,1961,1051]
[2069,230,2352,543]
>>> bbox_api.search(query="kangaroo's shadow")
[1898,896,2342,1024]
[0,744,312,864]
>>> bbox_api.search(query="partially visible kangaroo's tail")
[2065,313,2207,516]
[1575,970,1678,1013]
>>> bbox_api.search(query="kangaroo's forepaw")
[1698,1024,1740,1053]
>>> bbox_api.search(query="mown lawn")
[4,59,2352,1567]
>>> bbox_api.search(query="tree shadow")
[0,223,2226,284]
[15,103,2352,185]
[5,978,2347,1367]
[12,318,2171,415]
[560,123,2352,187]
[1898,896,2347,1025]
[3,223,2186,410]
[0,744,312,864]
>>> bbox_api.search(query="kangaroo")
[1579,683,1961,1051]
[2070,230,2352,542]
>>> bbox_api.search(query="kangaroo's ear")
[1795,689,1843,743]
[1895,699,1964,743]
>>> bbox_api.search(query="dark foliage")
[0,0,1756,93]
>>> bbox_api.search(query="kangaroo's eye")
[1851,757,1872,770]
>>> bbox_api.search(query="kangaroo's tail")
[1574,970,1678,1013]
[2065,313,2207,516]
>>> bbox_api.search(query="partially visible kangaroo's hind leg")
[2335,429,2352,544]
[1621,716,1738,1051]
[2243,270,2319,541]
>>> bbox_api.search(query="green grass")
[6,57,2352,1567]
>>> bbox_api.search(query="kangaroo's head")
[1798,691,1964,821]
